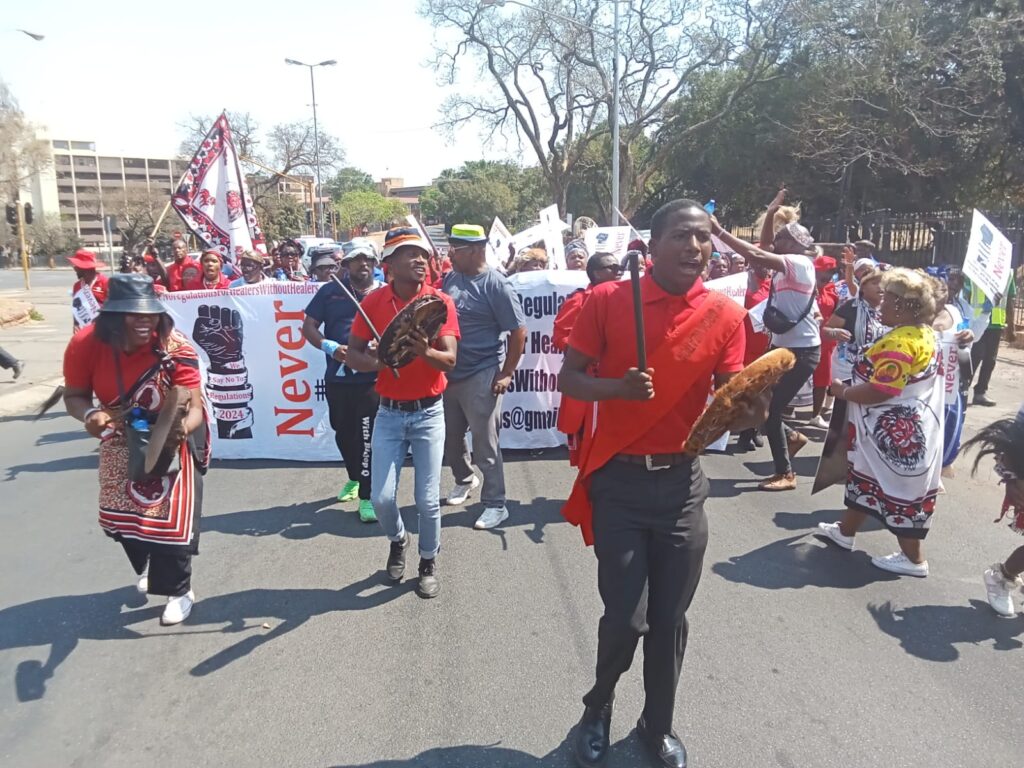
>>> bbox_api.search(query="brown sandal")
[759,472,797,491]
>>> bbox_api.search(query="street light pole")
[285,58,336,238]
[611,0,620,225]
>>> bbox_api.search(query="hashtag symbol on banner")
[314,379,327,402]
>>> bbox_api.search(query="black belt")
[612,452,692,471]
[379,394,442,412]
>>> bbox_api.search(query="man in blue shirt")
[302,243,385,522]
[441,224,527,529]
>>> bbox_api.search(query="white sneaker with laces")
[445,475,480,506]
[817,522,855,551]
[136,574,148,594]
[474,505,509,530]
[161,590,195,625]
[871,552,929,577]
[983,565,1021,617]
[808,415,830,430]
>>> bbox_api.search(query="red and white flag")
[172,112,266,263]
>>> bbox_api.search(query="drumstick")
[627,249,647,371]
[329,274,400,379]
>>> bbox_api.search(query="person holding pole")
[302,244,385,521]
[559,200,760,768]
[164,238,199,293]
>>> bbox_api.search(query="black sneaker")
[417,557,440,599]
[12,360,24,380]
[386,532,409,582]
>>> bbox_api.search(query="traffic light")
[5,203,18,237]
[23,203,32,224]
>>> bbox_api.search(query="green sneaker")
[337,481,360,503]
[358,499,377,523]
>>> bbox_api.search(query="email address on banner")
[501,406,560,432]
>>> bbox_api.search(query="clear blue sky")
[1,0,510,184]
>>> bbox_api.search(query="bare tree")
[0,81,52,198]
[110,188,180,257]
[420,0,793,219]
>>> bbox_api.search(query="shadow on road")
[0,574,420,699]
[203,498,380,540]
[327,729,652,767]
[741,456,820,478]
[868,599,1024,661]
[0,586,147,702]
[35,428,90,446]
[712,534,899,590]
[4,452,97,481]
[441,496,566,547]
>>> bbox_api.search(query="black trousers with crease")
[582,458,709,735]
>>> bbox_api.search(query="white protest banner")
[511,222,549,252]
[962,209,1014,304]
[584,226,632,259]
[487,217,513,269]
[162,283,334,461]
[539,204,569,270]
[705,271,747,306]
[500,270,589,449]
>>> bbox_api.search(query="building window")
[73,156,96,167]
[148,159,169,170]
[123,158,145,169]
[56,170,72,179]
[52,140,70,149]
[75,171,97,180]
[71,141,96,152]
[100,172,123,181]
[57,185,74,194]
[55,154,71,166]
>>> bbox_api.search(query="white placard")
[962,209,1014,304]
[705,271,748,306]
[584,226,632,259]
[487,216,512,269]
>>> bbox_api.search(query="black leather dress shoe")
[636,716,687,768]
[573,701,612,767]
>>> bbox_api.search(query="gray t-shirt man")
[442,268,526,381]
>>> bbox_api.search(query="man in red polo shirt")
[560,199,761,768]
[347,227,460,599]
[164,238,200,292]
[69,249,109,333]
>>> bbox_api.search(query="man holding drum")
[347,227,460,599]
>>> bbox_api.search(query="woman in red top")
[735,263,773,451]
[62,274,209,626]
[185,250,231,291]
[809,255,839,428]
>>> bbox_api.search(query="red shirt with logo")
[72,273,109,304]
[568,274,745,455]
[350,282,460,401]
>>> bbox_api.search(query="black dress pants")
[121,541,192,597]
[970,325,1002,396]
[764,345,820,475]
[582,458,710,735]
[326,380,379,500]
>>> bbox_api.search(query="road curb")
[0,377,65,418]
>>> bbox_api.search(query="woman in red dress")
[62,274,209,625]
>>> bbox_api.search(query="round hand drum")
[683,348,797,455]
[378,295,449,370]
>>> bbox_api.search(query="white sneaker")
[474,505,509,530]
[817,522,855,551]
[871,552,929,577]
[983,565,1021,617]
[161,590,195,625]
[136,574,148,594]
[808,414,830,429]
[444,475,480,506]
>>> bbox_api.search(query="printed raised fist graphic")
[193,304,253,440]
[193,305,245,372]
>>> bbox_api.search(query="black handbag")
[763,275,816,335]
[113,350,174,483]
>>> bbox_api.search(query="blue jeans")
[370,401,445,559]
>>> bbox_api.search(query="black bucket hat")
[100,274,166,315]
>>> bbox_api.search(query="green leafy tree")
[325,167,375,202]
[420,161,547,230]
[336,191,408,233]
[28,213,82,262]
[257,194,308,244]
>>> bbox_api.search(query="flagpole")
[149,165,191,241]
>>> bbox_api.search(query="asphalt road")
[1,268,1024,767]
